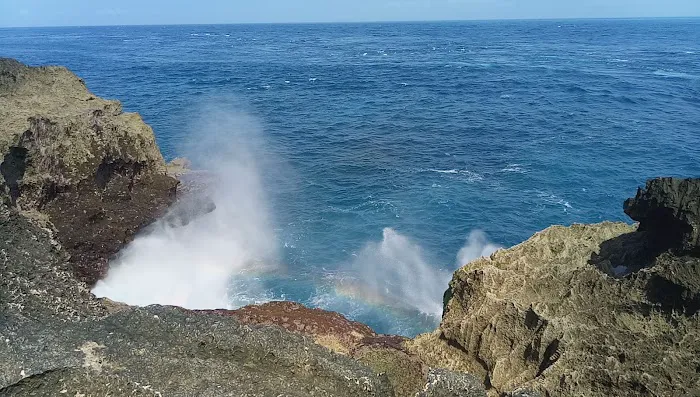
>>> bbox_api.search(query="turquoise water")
[2,19,699,336]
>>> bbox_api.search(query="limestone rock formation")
[0,58,178,285]
[410,179,700,396]
[206,301,377,354]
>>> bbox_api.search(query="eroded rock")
[410,193,700,396]
[0,59,178,285]
[208,301,376,354]
[624,177,700,255]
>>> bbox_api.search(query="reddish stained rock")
[200,302,430,396]
[201,301,377,354]
[357,335,411,354]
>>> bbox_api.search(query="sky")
[1,0,699,27]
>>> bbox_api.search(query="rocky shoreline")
[1,59,698,396]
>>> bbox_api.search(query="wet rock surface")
[204,302,431,396]
[208,301,377,354]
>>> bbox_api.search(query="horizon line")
[1,15,699,29]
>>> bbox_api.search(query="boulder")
[409,218,700,396]
[624,177,700,255]
[0,58,178,285]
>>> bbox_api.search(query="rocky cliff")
[410,179,700,396]
[1,59,698,397]
[0,58,178,286]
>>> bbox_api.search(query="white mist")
[339,228,501,317]
[92,106,280,309]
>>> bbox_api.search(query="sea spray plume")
[456,230,502,267]
[93,104,280,309]
[336,229,501,319]
[342,228,448,317]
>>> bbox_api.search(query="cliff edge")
[0,58,178,285]
[410,179,700,396]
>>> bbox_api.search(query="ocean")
[1,19,699,336]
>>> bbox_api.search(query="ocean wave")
[500,164,526,173]
[653,70,698,79]
[534,190,573,211]
[427,169,484,182]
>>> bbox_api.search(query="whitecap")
[500,94,512,99]
[428,169,483,182]
[500,164,525,173]
[535,191,573,210]
[309,77,317,82]
[653,70,698,79]
[284,80,290,84]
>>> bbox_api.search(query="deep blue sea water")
[2,19,699,336]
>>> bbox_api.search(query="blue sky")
[1,0,699,27]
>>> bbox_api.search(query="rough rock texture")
[417,369,487,397]
[410,217,700,396]
[203,301,430,397]
[0,203,396,397]
[625,177,700,255]
[0,58,178,285]
[212,301,377,354]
